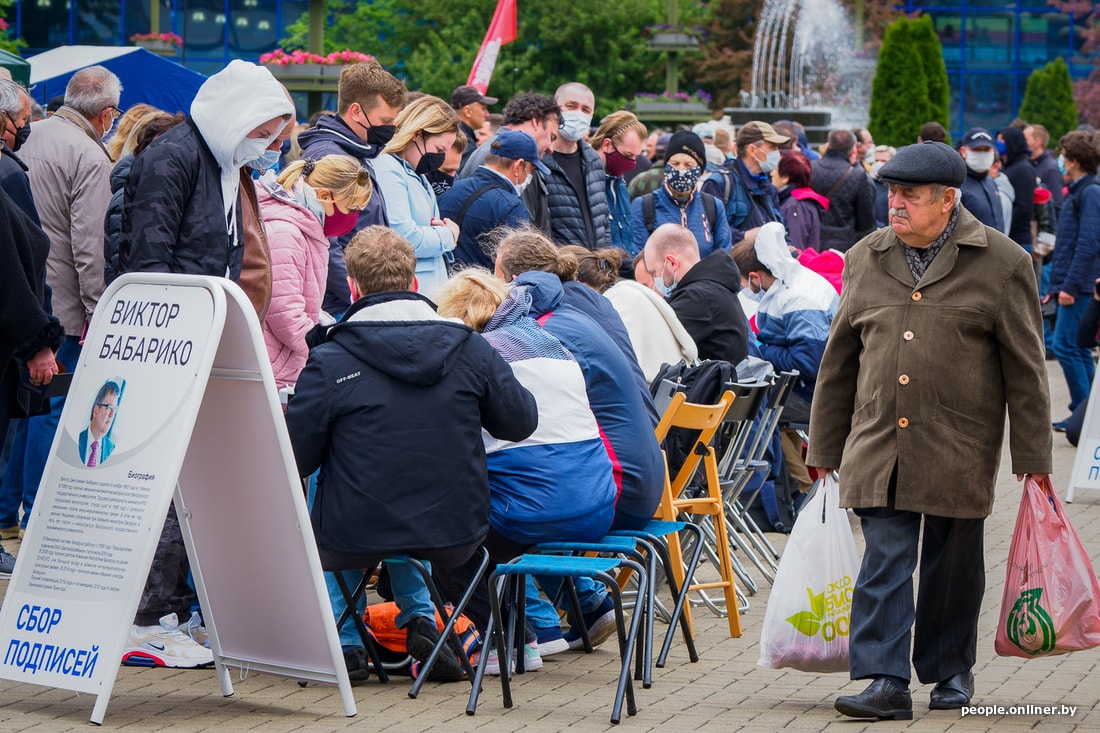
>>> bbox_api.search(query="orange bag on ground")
[995,476,1100,658]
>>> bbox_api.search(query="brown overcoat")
[806,206,1053,518]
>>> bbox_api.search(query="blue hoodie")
[518,271,664,528]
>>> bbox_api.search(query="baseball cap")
[451,85,498,109]
[736,120,790,148]
[692,122,716,141]
[960,127,995,149]
[491,129,551,175]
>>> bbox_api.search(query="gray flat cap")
[876,141,966,188]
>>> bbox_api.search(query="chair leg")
[562,577,593,653]
[710,506,744,638]
[332,571,389,683]
[466,576,501,716]
[657,525,704,666]
[406,548,490,698]
[601,568,641,724]
[491,573,514,708]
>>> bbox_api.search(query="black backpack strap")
[454,182,508,229]
[702,192,718,237]
[643,192,657,234]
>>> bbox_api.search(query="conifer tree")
[869,18,932,147]
[1018,58,1078,142]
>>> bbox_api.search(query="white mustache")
[889,208,910,220]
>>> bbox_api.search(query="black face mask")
[366,124,395,149]
[426,170,455,196]
[416,151,446,176]
[6,113,29,152]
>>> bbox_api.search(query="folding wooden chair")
[651,389,743,638]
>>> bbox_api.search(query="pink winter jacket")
[256,180,329,388]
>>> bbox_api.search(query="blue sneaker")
[563,596,617,651]
[534,625,569,657]
[0,549,14,578]
[1052,420,1068,433]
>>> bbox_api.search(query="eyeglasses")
[94,402,118,414]
[107,106,123,120]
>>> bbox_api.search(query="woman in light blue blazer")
[375,96,461,299]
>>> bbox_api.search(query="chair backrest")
[661,390,735,498]
[715,381,770,478]
[746,370,799,467]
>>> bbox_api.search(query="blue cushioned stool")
[466,553,647,724]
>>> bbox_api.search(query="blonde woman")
[373,95,461,297]
[256,155,372,387]
[106,103,157,161]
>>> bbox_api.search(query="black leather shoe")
[836,673,915,717]
[929,670,974,710]
[835,678,914,720]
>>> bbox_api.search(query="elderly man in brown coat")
[808,141,1052,721]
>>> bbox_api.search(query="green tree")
[280,0,709,117]
[909,14,949,129]
[868,17,932,148]
[1018,58,1078,142]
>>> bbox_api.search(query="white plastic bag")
[758,473,860,672]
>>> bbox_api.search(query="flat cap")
[876,141,966,188]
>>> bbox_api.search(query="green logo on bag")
[786,577,853,641]
[1006,587,1056,654]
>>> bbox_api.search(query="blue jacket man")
[438,129,545,269]
[958,127,1004,232]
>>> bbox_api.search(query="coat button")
[911,291,922,301]
[898,417,909,428]
[899,374,910,385]
[903,330,914,341]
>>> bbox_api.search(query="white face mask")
[864,147,875,165]
[515,175,531,196]
[233,136,273,168]
[966,150,995,174]
[759,149,781,174]
[870,160,886,178]
[559,110,592,142]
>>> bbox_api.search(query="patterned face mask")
[664,164,701,194]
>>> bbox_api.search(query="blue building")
[900,1,1092,138]
[11,0,310,76]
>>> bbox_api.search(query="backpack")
[641,190,719,238]
[361,601,481,680]
[649,359,738,476]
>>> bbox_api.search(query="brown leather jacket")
[237,170,272,321]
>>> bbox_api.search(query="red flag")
[467,0,517,94]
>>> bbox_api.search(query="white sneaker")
[178,611,209,648]
[482,642,542,676]
[123,613,214,668]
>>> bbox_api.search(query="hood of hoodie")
[514,271,565,316]
[296,113,380,160]
[190,60,294,226]
[325,291,473,386]
[676,250,743,293]
[998,126,1029,167]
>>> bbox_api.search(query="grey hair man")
[0,78,38,222]
[808,141,1051,721]
[20,65,120,344]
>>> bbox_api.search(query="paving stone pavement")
[0,362,1096,732]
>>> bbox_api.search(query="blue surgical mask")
[250,148,282,171]
[759,149,781,174]
[1057,154,1066,175]
[559,111,592,142]
[654,262,677,298]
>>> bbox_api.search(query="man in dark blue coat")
[298,62,407,315]
[957,127,1004,231]
[438,129,545,269]
[288,225,537,680]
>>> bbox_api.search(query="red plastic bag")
[995,476,1100,658]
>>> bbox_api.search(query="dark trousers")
[850,495,985,685]
[135,503,197,626]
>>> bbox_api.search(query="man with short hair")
[642,222,748,365]
[298,61,407,315]
[724,120,788,246]
[439,129,545,269]
[288,225,537,681]
[590,111,647,253]
[541,82,609,249]
[957,127,1003,231]
[79,380,121,468]
[0,79,37,222]
[917,121,947,144]
[1024,123,1064,212]
[811,129,876,252]
[451,85,498,168]
[809,142,1051,721]
[852,127,875,171]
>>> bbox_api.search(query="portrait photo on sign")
[76,378,125,469]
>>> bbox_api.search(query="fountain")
[726,0,874,144]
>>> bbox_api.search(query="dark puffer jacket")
[287,291,538,558]
[103,153,133,285]
[119,119,244,278]
[960,166,1004,232]
[811,150,876,252]
[667,250,749,365]
[541,141,610,248]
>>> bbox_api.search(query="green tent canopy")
[0,48,29,87]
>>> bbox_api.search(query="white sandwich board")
[0,274,355,723]
[1069,373,1100,503]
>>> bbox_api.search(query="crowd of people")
[0,53,1086,719]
